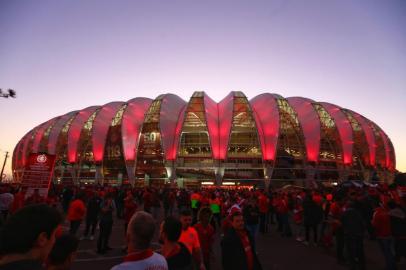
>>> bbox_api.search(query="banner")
[22,153,56,199]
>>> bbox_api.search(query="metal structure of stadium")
[12,91,396,187]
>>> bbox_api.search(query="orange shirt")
[179,226,201,254]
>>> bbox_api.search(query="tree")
[0,89,16,98]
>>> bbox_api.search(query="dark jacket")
[389,207,406,238]
[99,199,115,223]
[86,196,102,220]
[243,205,260,225]
[302,198,323,226]
[341,206,365,237]
[166,242,193,270]
[221,227,262,270]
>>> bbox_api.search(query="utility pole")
[0,151,9,182]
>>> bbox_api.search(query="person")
[111,211,168,270]
[209,194,221,230]
[9,187,26,214]
[191,191,201,224]
[0,213,4,230]
[388,200,406,263]
[293,195,304,242]
[302,192,323,245]
[177,189,190,213]
[45,191,59,209]
[97,193,116,254]
[124,191,137,236]
[194,207,215,270]
[62,187,74,213]
[243,198,260,247]
[163,189,176,218]
[0,204,62,270]
[258,192,269,234]
[320,193,333,247]
[81,191,101,240]
[160,216,193,270]
[67,193,86,236]
[115,188,125,219]
[142,189,152,213]
[372,202,396,270]
[221,210,262,270]
[46,234,79,270]
[329,196,346,264]
[178,209,206,270]
[25,188,45,205]
[341,199,366,270]
[0,186,14,221]
[151,189,161,221]
[278,194,293,238]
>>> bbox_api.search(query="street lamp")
[0,89,17,98]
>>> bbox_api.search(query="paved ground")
[69,209,398,270]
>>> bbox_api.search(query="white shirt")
[111,252,168,270]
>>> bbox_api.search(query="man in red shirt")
[67,193,86,236]
[221,211,262,270]
[194,207,215,270]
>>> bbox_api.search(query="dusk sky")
[0,0,405,177]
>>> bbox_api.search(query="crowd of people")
[0,181,405,270]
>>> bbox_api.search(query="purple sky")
[1,0,405,177]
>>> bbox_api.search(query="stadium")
[12,92,396,188]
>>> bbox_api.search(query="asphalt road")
[69,208,397,270]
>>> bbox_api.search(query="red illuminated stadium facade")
[12,92,396,187]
